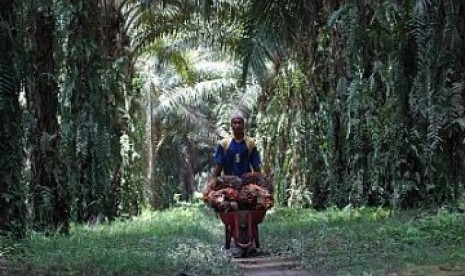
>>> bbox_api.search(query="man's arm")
[212,142,224,178]
[207,164,222,189]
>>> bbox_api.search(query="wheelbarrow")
[218,209,267,257]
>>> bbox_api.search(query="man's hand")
[212,164,222,178]
[207,178,217,190]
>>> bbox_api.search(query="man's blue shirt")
[214,138,261,177]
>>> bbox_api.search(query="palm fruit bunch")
[216,176,243,190]
[203,172,274,212]
[241,172,274,193]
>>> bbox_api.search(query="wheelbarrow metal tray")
[218,210,266,226]
[218,210,267,250]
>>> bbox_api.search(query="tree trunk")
[29,6,69,233]
[177,137,195,201]
[0,0,26,238]
[99,2,127,220]
[68,0,107,222]
[150,118,166,210]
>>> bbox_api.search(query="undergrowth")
[1,205,465,275]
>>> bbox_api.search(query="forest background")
[2,1,465,275]
[0,0,465,258]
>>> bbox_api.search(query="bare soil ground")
[232,255,465,276]
[232,256,314,276]
[385,264,465,276]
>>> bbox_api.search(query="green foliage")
[3,0,465,241]
[49,0,148,222]
[2,207,465,275]
[7,207,238,276]
[262,207,465,275]
[138,11,262,208]
[240,0,465,209]
[0,1,27,238]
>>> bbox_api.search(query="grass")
[282,207,465,275]
[1,204,465,275]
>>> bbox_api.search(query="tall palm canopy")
[0,0,464,236]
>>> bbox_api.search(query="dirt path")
[232,256,314,276]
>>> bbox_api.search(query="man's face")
[231,118,245,135]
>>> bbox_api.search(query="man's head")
[230,110,245,137]
[231,110,245,122]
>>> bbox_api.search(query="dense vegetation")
[0,0,464,243]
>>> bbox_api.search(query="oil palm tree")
[141,38,260,208]
[237,0,326,207]
[237,0,465,208]
[27,0,69,233]
[132,0,260,208]
[0,0,27,238]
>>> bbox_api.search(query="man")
[211,111,261,179]
[210,110,261,257]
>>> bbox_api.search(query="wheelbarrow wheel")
[240,223,248,244]
[240,223,249,258]
[241,248,248,258]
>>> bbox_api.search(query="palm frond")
[0,64,15,101]
[237,0,320,84]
